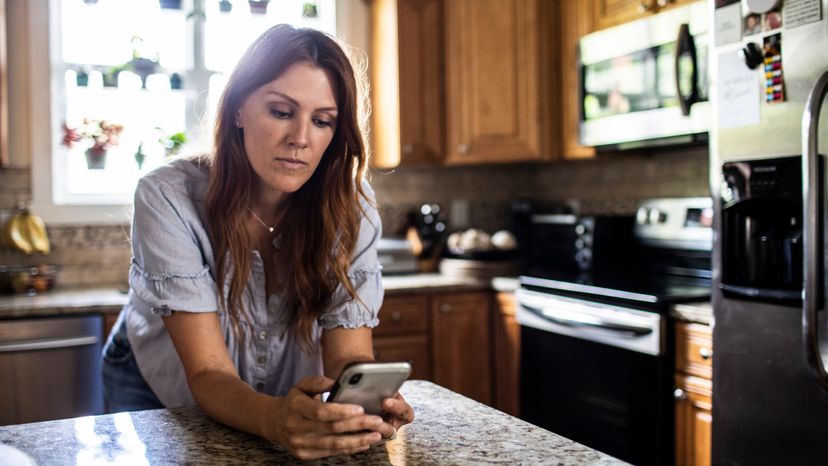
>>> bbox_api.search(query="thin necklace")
[247,206,275,233]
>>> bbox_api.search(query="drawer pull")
[673,388,688,400]
[373,348,380,360]
[699,347,712,360]
[439,303,451,314]
[390,311,403,323]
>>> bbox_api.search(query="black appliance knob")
[739,42,764,70]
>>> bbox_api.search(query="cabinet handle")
[673,388,688,400]
[656,0,671,7]
[457,144,469,155]
[699,347,713,360]
[390,310,403,323]
[373,348,380,360]
[402,144,414,156]
[439,303,451,314]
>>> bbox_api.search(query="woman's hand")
[378,392,415,439]
[265,376,385,460]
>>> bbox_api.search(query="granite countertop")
[0,274,516,319]
[671,301,713,326]
[0,380,626,465]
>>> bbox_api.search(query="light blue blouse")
[123,158,383,407]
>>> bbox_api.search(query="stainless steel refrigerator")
[710,0,828,464]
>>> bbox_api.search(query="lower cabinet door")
[675,374,712,466]
[373,334,431,381]
[431,292,492,405]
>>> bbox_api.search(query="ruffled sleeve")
[318,181,384,329]
[129,174,218,315]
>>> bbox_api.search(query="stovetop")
[519,267,711,309]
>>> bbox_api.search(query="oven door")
[516,289,673,466]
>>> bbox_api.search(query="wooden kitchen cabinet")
[444,0,558,165]
[431,291,492,405]
[373,294,432,380]
[370,0,444,168]
[675,322,713,466]
[593,0,698,31]
[493,292,520,416]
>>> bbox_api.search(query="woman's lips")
[274,157,307,170]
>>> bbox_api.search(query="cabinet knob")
[673,388,688,400]
[439,303,451,314]
[656,0,669,6]
[402,144,414,156]
[373,348,381,359]
[457,144,469,155]
[699,347,713,360]
[390,310,403,323]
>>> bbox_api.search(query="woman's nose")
[287,119,309,149]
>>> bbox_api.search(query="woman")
[102,24,413,460]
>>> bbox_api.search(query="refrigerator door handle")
[674,23,699,117]
[802,70,828,391]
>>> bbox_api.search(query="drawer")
[373,334,431,381]
[373,294,429,338]
[675,322,713,380]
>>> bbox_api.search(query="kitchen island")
[0,380,625,465]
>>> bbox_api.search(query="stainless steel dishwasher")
[0,315,104,425]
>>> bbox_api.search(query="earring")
[235,111,242,128]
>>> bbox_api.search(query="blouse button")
[256,383,264,390]
[258,331,267,340]
[257,356,267,364]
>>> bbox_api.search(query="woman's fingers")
[381,394,415,427]
[288,412,384,435]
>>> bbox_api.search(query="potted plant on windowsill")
[157,128,187,159]
[248,0,270,14]
[62,119,124,169]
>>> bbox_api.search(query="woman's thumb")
[295,375,335,395]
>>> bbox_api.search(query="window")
[42,0,335,217]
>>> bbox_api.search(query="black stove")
[516,197,713,466]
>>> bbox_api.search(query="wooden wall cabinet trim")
[560,0,596,160]
[593,0,698,31]
[0,0,8,168]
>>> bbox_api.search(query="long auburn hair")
[205,25,371,350]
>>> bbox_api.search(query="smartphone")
[326,361,412,415]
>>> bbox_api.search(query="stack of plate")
[438,258,520,280]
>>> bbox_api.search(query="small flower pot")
[85,148,107,169]
[219,0,233,12]
[76,70,89,87]
[170,72,183,90]
[248,0,269,14]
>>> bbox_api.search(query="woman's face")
[237,61,338,203]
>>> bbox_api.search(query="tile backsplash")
[1,147,709,288]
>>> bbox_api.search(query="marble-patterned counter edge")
[1,274,515,319]
[671,301,712,326]
[0,380,627,465]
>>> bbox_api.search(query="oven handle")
[522,303,653,337]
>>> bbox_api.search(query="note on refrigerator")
[717,51,761,129]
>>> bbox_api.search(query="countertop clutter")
[0,380,626,465]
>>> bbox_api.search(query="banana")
[20,210,50,255]
[6,212,34,254]
[1,207,50,255]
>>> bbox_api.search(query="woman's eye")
[313,118,332,128]
[270,109,291,119]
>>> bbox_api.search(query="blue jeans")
[102,317,164,412]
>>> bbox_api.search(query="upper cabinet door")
[444,0,545,165]
[370,0,444,168]
[593,0,697,31]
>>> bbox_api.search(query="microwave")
[579,1,710,150]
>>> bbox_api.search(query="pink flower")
[62,119,124,152]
